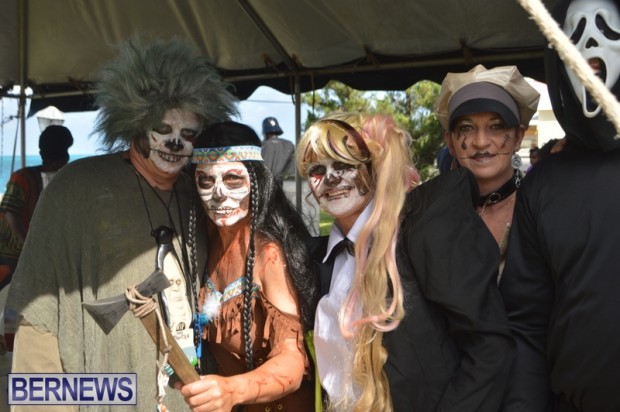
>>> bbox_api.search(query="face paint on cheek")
[207,183,250,226]
[501,134,511,149]
[318,191,369,217]
[197,163,251,227]
[309,175,324,196]
[455,131,468,150]
[316,165,371,219]
[354,173,369,196]
[149,132,193,174]
[149,109,200,175]
[209,196,250,227]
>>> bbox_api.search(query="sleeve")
[10,322,79,412]
[6,164,84,338]
[499,183,554,412]
[12,322,63,373]
[409,169,515,412]
[260,294,311,374]
[0,172,27,215]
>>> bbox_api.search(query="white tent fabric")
[1,0,561,108]
[0,0,562,211]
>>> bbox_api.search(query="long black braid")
[242,163,260,371]
[187,191,201,364]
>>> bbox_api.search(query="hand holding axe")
[82,268,200,385]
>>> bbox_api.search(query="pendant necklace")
[132,165,201,373]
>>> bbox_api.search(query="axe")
[82,227,200,385]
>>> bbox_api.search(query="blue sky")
[0,86,308,157]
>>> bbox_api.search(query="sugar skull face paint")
[195,162,251,227]
[563,0,620,117]
[149,109,201,174]
[307,159,372,219]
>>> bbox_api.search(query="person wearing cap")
[0,124,74,289]
[500,1,620,411]
[298,112,514,412]
[261,116,295,187]
[434,64,540,282]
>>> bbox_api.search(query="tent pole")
[18,0,28,169]
[294,76,302,213]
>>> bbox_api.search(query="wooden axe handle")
[140,310,200,384]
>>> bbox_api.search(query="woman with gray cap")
[434,64,540,281]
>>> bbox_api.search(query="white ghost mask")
[563,0,620,117]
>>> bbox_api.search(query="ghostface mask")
[563,0,620,117]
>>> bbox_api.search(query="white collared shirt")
[314,201,373,410]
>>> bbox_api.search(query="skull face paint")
[563,0,620,117]
[149,109,201,174]
[195,162,251,227]
[307,159,372,219]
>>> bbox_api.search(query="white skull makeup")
[149,109,201,174]
[563,0,620,117]
[307,159,371,219]
[195,162,251,227]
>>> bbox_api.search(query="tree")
[301,80,444,180]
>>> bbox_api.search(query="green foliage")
[301,80,444,181]
[319,209,334,236]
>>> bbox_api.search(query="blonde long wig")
[297,112,419,412]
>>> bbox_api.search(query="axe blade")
[82,269,171,334]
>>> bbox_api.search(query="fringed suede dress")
[200,277,314,412]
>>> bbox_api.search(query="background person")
[260,116,295,187]
[0,125,74,290]
[180,121,316,411]
[539,136,567,160]
[528,146,541,172]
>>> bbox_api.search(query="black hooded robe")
[500,1,620,411]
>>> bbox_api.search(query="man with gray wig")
[7,36,238,411]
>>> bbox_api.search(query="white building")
[518,79,565,171]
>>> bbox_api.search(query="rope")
[517,0,620,137]
[125,286,172,410]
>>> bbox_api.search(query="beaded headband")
[192,145,263,164]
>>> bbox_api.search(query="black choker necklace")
[477,169,521,208]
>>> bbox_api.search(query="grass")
[319,210,334,236]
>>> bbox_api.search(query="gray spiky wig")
[94,36,239,151]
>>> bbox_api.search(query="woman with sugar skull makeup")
[500,1,620,411]
[7,36,237,411]
[179,121,316,411]
[298,112,514,412]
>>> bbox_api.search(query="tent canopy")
[0,0,561,116]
